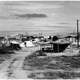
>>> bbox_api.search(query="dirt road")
[0,47,39,79]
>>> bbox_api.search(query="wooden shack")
[41,40,70,53]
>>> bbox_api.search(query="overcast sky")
[0,1,80,33]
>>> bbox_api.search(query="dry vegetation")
[0,53,13,64]
[22,50,80,79]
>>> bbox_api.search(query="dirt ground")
[0,46,80,79]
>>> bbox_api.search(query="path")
[0,46,39,79]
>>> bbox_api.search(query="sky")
[0,1,80,33]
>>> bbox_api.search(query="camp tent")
[25,41,35,47]
[20,42,25,48]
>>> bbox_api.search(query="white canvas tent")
[34,38,40,42]
[20,41,35,48]
[25,41,35,47]
[10,40,19,44]
[20,42,25,48]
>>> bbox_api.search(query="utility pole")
[77,19,79,48]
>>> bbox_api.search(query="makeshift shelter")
[52,36,59,41]
[25,41,35,47]
[41,39,70,53]
[10,41,21,50]
[34,38,40,42]
[20,42,25,48]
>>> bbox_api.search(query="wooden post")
[77,19,79,48]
